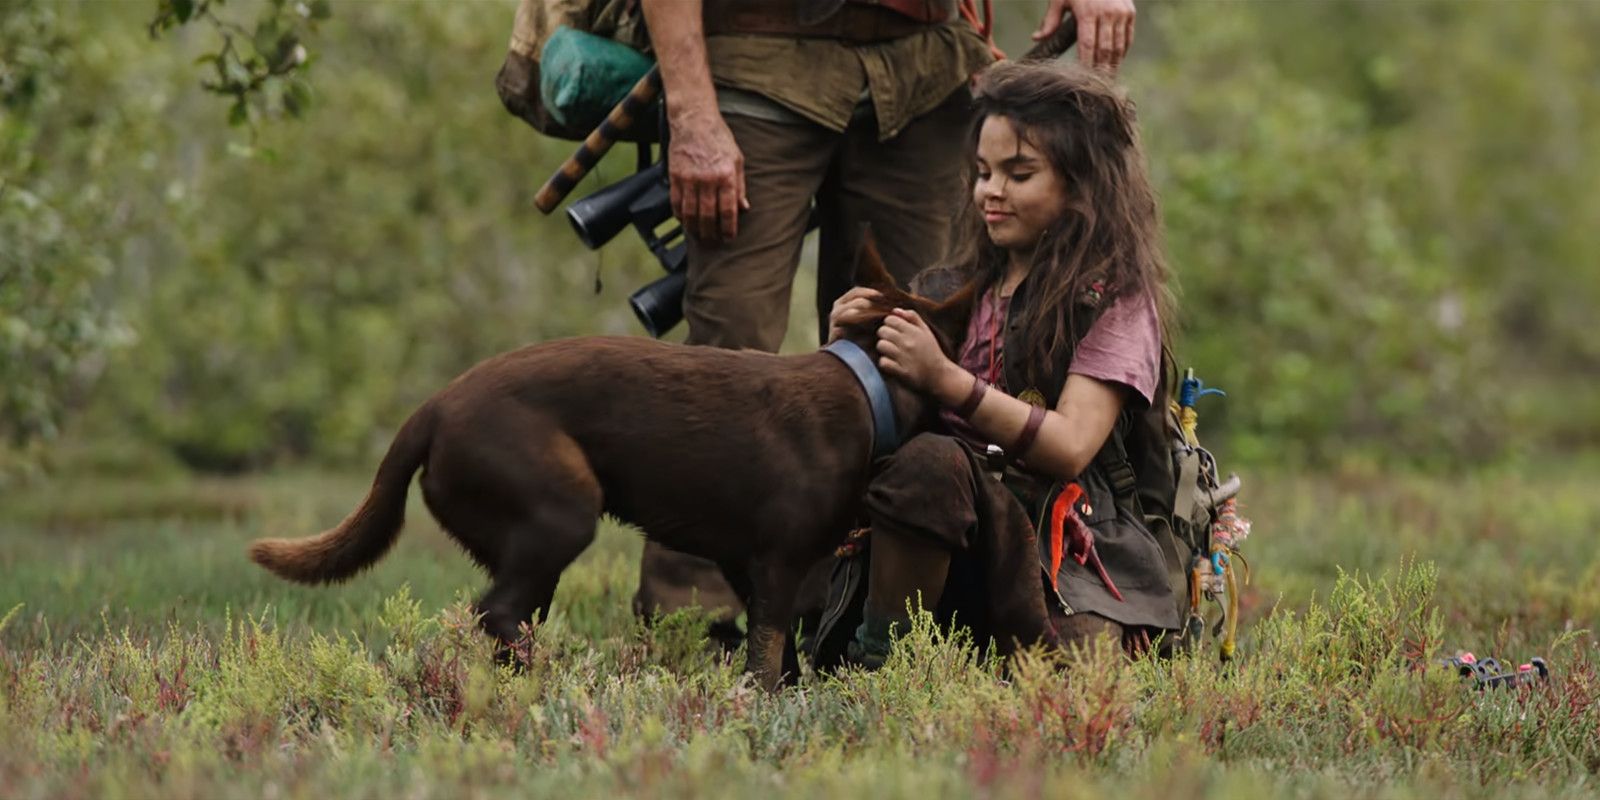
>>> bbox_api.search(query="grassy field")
[1,457,1597,799]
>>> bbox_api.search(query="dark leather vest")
[998,274,1099,410]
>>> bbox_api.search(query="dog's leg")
[424,420,602,663]
[477,579,543,668]
[475,500,599,666]
[742,557,805,692]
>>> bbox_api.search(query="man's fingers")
[1096,18,1117,69]
[668,175,684,223]
[1076,13,1098,68]
[1109,17,1127,68]
[737,160,750,211]
[695,182,719,242]
[678,180,699,239]
[718,182,739,240]
[1032,0,1067,41]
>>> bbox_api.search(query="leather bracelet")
[953,376,988,420]
[1009,405,1047,459]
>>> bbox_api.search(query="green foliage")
[7,1,1598,473]
[1,465,1597,795]
[70,3,664,470]
[1018,1,1599,467]
[149,0,328,127]
[0,0,131,476]
[2,550,1596,794]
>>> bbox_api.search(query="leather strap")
[953,375,988,420]
[823,339,901,461]
[703,0,938,42]
[1092,410,1142,520]
[857,0,954,24]
[1009,404,1047,460]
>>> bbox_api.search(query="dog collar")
[822,339,900,461]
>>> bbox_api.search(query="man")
[632,0,1136,646]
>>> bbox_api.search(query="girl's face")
[973,115,1069,255]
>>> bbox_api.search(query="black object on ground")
[1442,652,1549,690]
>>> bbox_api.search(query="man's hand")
[666,106,748,242]
[640,0,749,242]
[1033,0,1136,73]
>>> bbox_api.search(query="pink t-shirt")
[943,287,1160,442]
[1069,289,1161,407]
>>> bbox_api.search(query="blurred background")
[3,0,1597,482]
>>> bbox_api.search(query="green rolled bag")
[540,26,656,132]
[495,0,659,142]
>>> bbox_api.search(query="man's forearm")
[640,0,717,119]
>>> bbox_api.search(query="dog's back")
[427,336,876,565]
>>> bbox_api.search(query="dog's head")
[838,233,973,359]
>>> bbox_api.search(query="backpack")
[1119,362,1252,660]
[495,0,658,142]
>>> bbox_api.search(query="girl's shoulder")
[1069,288,1162,406]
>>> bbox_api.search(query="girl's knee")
[877,434,974,489]
[866,435,978,546]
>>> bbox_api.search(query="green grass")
[1,459,1597,798]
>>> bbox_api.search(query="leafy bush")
[2,569,1595,796]
[0,1,132,477]
[4,1,1597,471]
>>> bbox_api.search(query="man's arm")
[1033,0,1136,73]
[640,0,748,241]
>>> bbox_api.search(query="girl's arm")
[933,369,1122,481]
[877,307,1124,483]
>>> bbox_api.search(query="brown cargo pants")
[633,87,978,640]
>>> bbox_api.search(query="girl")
[820,60,1179,665]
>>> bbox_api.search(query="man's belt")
[702,0,946,43]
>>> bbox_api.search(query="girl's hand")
[827,287,884,343]
[876,308,959,393]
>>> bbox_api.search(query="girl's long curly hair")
[949,61,1174,394]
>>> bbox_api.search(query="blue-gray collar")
[822,339,900,461]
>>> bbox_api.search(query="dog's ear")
[850,227,903,295]
[916,282,978,356]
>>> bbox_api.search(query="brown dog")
[248,243,970,690]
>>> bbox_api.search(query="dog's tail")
[249,401,436,584]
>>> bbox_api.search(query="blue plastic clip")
[1179,372,1227,410]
